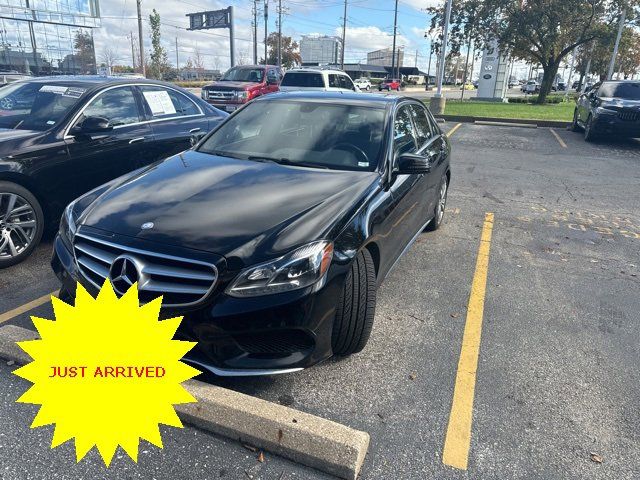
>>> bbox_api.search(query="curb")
[434,114,570,128]
[474,120,537,128]
[0,325,370,480]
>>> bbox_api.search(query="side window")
[340,75,355,91]
[328,74,340,88]
[81,86,140,127]
[139,86,200,118]
[394,105,417,155]
[408,104,434,148]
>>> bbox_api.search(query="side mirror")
[190,132,206,147]
[397,152,431,174]
[266,76,278,85]
[72,116,113,135]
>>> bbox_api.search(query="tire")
[571,109,582,132]
[584,114,597,142]
[0,182,44,268]
[332,248,377,356]
[426,175,448,231]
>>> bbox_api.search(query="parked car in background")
[0,71,30,86]
[0,76,226,267]
[556,81,567,91]
[522,80,540,94]
[279,68,358,92]
[52,91,451,376]
[571,80,640,142]
[201,65,282,113]
[354,77,372,91]
[379,78,401,91]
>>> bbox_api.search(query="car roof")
[15,75,181,88]
[284,68,346,75]
[254,90,411,107]
[601,80,640,84]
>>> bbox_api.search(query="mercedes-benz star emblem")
[109,255,144,295]
[141,222,154,230]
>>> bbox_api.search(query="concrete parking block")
[0,325,369,480]
[474,120,537,128]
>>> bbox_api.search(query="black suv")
[0,76,226,267]
[52,92,451,376]
[572,80,640,141]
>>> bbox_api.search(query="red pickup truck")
[378,78,401,91]
[201,65,282,113]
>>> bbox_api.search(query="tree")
[148,9,171,79]
[429,0,639,103]
[100,47,120,70]
[193,46,205,80]
[73,30,96,74]
[260,33,301,68]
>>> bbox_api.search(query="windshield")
[198,100,386,172]
[599,82,640,100]
[221,67,264,82]
[281,72,324,88]
[0,81,84,131]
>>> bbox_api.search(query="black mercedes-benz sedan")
[572,80,640,141]
[0,76,226,267]
[52,92,451,376]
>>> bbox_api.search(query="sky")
[93,0,443,73]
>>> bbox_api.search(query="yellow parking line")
[550,128,567,148]
[442,212,494,470]
[446,123,463,138]
[0,291,58,325]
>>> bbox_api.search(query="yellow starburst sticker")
[12,281,201,466]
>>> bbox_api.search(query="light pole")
[607,9,626,80]
[340,0,347,69]
[430,0,452,114]
[390,0,398,79]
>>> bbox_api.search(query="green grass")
[442,100,575,122]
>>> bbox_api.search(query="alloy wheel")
[437,180,448,224]
[0,193,38,260]
[0,97,14,110]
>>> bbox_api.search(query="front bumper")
[593,114,640,137]
[51,234,344,376]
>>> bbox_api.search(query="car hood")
[205,81,261,90]
[80,150,380,268]
[600,98,640,108]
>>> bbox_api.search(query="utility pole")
[229,6,235,67]
[253,0,258,64]
[564,48,575,99]
[277,0,282,67]
[340,0,347,69]
[431,0,452,114]
[136,0,145,76]
[460,40,472,101]
[175,37,179,72]
[414,49,418,68]
[390,0,398,79]
[607,9,626,80]
[129,31,136,70]
[263,0,268,65]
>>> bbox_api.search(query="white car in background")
[354,77,372,91]
[280,68,360,93]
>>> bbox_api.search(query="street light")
[430,0,452,114]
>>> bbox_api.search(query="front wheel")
[571,109,582,132]
[0,182,44,268]
[332,249,377,356]
[584,114,597,142]
[426,175,448,231]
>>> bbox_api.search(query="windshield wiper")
[247,156,328,169]
[207,150,246,160]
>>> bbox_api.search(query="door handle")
[129,137,145,144]
[189,128,202,133]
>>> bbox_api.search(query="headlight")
[235,91,249,102]
[59,200,78,247]
[201,89,208,100]
[227,241,334,297]
[596,106,616,115]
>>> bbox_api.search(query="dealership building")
[0,0,101,75]
[367,47,404,67]
[300,35,342,66]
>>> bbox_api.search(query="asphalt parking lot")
[1,123,639,479]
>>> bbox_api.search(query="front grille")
[73,232,218,307]
[233,330,314,356]
[204,89,235,100]
[618,110,640,122]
